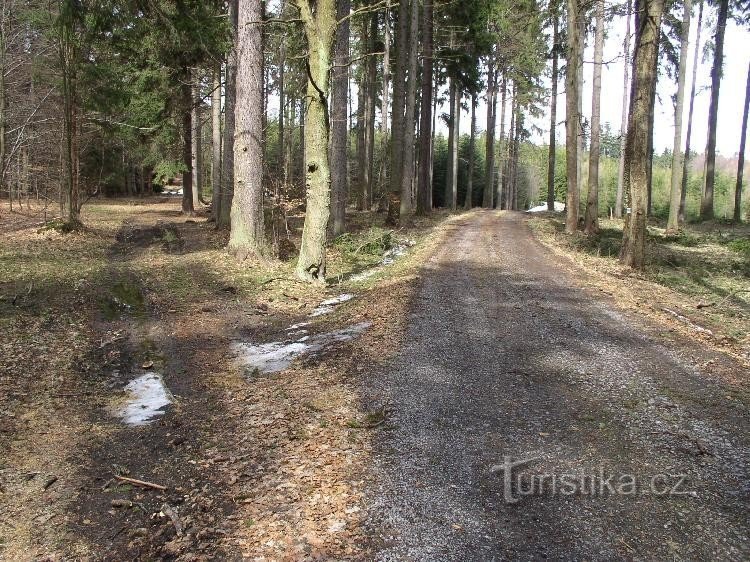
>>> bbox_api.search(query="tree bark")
[565,0,581,233]
[680,0,703,221]
[465,93,477,209]
[734,61,750,223]
[416,0,433,215]
[294,0,336,282]
[547,5,559,211]
[665,0,692,233]
[584,0,605,234]
[399,0,418,218]
[700,0,728,221]
[386,0,409,223]
[181,78,195,215]
[484,57,497,209]
[445,78,456,208]
[228,0,266,259]
[450,83,460,210]
[378,2,391,202]
[191,75,203,207]
[620,0,664,269]
[219,1,238,228]
[329,0,350,236]
[615,0,632,218]
[211,65,222,221]
[496,76,507,207]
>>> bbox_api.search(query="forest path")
[362,210,749,560]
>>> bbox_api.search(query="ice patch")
[310,293,355,317]
[233,322,372,374]
[114,372,173,426]
[527,201,565,213]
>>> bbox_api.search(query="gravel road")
[363,211,749,561]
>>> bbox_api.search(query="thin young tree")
[615,0,632,218]
[665,0,692,234]
[191,75,203,206]
[680,0,704,221]
[294,0,336,281]
[211,65,222,221]
[547,1,560,211]
[621,0,665,269]
[734,61,750,222]
[228,0,266,259]
[584,0,605,234]
[700,0,729,221]
[565,0,581,233]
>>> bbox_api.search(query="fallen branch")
[115,475,167,491]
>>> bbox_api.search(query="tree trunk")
[496,76,507,207]
[191,75,203,207]
[584,0,604,234]
[680,0,703,221]
[565,0,581,233]
[0,23,5,208]
[399,0,418,218]
[228,0,266,259]
[615,0,632,218]
[365,12,376,211]
[378,2,391,201]
[734,61,750,222]
[181,78,195,215]
[416,0,433,215]
[295,0,336,282]
[465,93,477,209]
[620,0,664,269]
[329,0,350,236]
[700,0,728,221]
[211,65,222,221]
[387,0,409,224]
[547,5,559,211]
[483,58,497,209]
[218,1,238,228]
[503,85,515,210]
[646,38,658,216]
[279,35,286,186]
[665,0,692,233]
[445,78,456,208]
[450,84,460,210]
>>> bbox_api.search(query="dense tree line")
[1,0,748,278]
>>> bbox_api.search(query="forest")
[1,0,749,559]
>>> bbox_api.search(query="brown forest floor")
[0,196,453,560]
[0,199,747,559]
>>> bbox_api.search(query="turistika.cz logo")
[490,456,693,504]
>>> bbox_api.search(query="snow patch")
[114,372,173,426]
[527,201,565,213]
[310,293,355,317]
[233,322,372,375]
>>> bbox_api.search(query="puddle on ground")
[234,322,372,375]
[113,372,173,426]
[310,293,355,316]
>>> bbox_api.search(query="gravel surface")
[363,211,749,561]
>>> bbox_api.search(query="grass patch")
[528,216,750,344]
